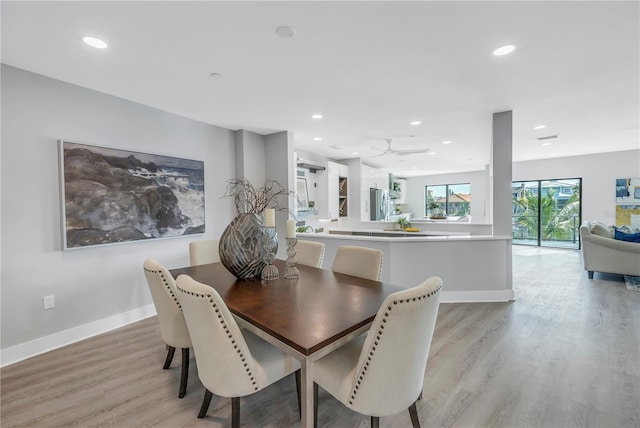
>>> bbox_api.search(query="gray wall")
[265,131,295,258]
[235,129,266,186]
[1,65,236,351]
[491,111,513,236]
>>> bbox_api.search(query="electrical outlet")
[43,295,55,310]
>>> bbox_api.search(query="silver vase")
[219,213,278,278]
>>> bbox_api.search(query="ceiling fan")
[370,139,430,157]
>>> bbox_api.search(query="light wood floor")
[2,246,639,427]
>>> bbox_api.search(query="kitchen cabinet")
[327,161,348,219]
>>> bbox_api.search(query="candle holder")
[261,227,279,280]
[284,237,299,279]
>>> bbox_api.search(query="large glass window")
[425,183,471,217]
[512,178,582,249]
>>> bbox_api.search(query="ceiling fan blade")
[367,151,388,158]
[393,148,430,155]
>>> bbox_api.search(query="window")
[512,178,582,249]
[425,183,471,217]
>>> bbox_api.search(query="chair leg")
[163,346,176,369]
[313,382,319,428]
[231,397,240,428]
[408,401,421,428]
[371,416,380,428]
[295,369,301,418]
[197,389,213,418]
[179,348,189,398]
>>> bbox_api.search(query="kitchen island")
[297,229,513,303]
[360,220,493,235]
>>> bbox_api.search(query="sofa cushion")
[614,228,640,243]
[591,222,613,238]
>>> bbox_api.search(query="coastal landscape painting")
[59,140,205,249]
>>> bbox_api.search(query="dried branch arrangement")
[222,178,294,214]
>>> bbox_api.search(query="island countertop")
[296,228,510,242]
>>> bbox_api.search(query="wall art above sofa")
[59,140,205,249]
[615,178,640,228]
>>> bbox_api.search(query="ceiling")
[2,1,638,177]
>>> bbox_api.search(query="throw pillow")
[617,225,640,234]
[614,228,640,243]
[591,223,613,238]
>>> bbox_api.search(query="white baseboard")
[1,304,157,368]
[441,289,514,303]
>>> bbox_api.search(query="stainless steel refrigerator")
[370,188,389,221]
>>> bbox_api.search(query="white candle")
[264,208,275,228]
[286,219,296,238]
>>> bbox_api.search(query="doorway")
[512,178,582,249]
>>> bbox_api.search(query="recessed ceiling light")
[542,142,553,146]
[410,121,422,126]
[442,140,452,145]
[493,45,516,56]
[428,152,437,155]
[313,137,322,141]
[533,125,547,130]
[275,26,296,38]
[83,36,108,49]
[311,114,323,119]
[351,152,358,155]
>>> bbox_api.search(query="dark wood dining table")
[170,259,403,427]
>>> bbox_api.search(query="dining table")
[170,258,403,427]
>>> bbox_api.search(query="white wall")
[1,65,236,361]
[402,149,640,228]
[514,150,640,225]
[293,149,639,234]
[405,170,489,223]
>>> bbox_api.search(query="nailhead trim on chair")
[318,247,326,269]
[144,266,182,309]
[377,253,384,281]
[177,284,259,392]
[347,285,441,405]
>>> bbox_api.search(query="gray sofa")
[580,221,640,278]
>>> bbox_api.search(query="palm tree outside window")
[512,178,582,249]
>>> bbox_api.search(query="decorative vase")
[219,213,278,278]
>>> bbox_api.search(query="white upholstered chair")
[175,274,301,427]
[313,276,442,428]
[189,239,220,266]
[331,246,384,281]
[296,240,326,268]
[143,258,192,398]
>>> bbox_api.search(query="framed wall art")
[615,178,640,228]
[296,177,310,211]
[59,140,205,249]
